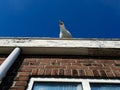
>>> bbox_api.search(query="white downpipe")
[0,47,21,81]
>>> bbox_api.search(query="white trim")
[27,78,120,90]
[82,80,91,90]
[0,38,120,56]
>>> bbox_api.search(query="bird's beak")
[59,20,64,25]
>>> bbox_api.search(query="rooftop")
[0,38,120,56]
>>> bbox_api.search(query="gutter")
[0,47,21,83]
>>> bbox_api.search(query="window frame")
[27,78,120,90]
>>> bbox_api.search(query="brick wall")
[0,55,6,65]
[0,55,120,90]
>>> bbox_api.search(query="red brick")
[14,77,19,81]
[31,69,38,75]
[1,55,120,90]
[79,70,85,77]
[77,60,95,63]
[0,58,5,61]
[19,77,28,81]
[40,62,50,65]
[86,70,94,77]
[22,62,29,65]
[67,65,88,69]
[38,69,45,75]
[96,60,115,64]
[93,70,100,77]
[23,65,44,68]
[115,60,120,64]
[103,63,114,66]
[60,62,71,65]
[113,70,120,77]
[72,69,78,76]
[18,72,30,77]
[65,69,71,76]
[10,86,25,90]
[56,59,76,63]
[105,70,115,78]
[59,69,64,76]
[15,81,27,86]
[37,59,51,63]
[72,63,81,66]
[29,62,40,65]
[99,70,107,77]
[52,69,58,75]
[50,62,60,65]
[89,66,110,70]
[92,64,103,66]
[46,65,66,69]
[19,67,32,72]
[40,58,56,61]
[45,69,52,75]
[24,58,36,63]
[0,61,3,64]
[111,67,120,70]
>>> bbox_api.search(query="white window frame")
[27,78,120,90]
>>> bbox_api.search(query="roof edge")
[0,37,120,41]
[0,38,119,56]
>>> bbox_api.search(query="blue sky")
[0,0,120,38]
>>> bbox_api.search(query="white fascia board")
[0,38,120,56]
[0,38,120,48]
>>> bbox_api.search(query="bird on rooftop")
[59,20,72,38]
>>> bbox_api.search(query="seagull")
[59,20,72,38]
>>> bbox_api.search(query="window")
[91,83,120,90]
[33,82,82,90]
[27,78,120,90]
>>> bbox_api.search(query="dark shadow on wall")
[21,54,120,59]
[0,55,24,90]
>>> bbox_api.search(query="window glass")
[90,83,120,90]
[33,82,82,90]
